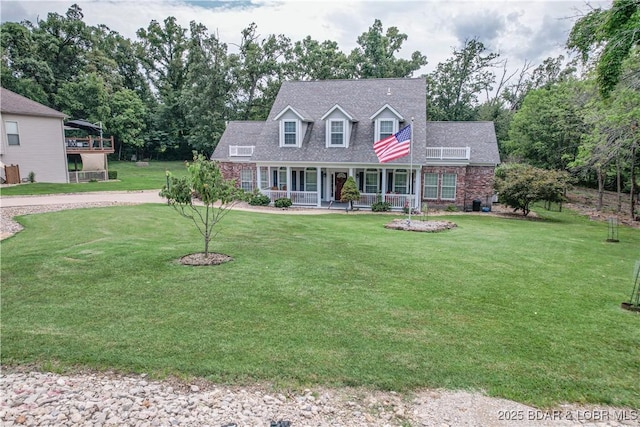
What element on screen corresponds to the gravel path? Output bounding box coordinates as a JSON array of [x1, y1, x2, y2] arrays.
[[1, 194, 638, 426], [2, 370, 638, 427]]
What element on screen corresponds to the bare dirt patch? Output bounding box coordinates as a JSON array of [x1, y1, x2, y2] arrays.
[[179, 252, 233, 266]]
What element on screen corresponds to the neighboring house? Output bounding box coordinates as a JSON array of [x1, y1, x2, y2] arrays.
[[0, 87, 69, 183], [212, 78, 500, 210]]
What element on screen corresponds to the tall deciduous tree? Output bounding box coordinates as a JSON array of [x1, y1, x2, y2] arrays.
[[229, 23, 291, 121], [426, 38, 498, 121], [289, 36, 353, 80], [504, 80, 589, 169], [182, 22, 233, 156], [567, 0, 640, 97], [348, 19, 427, 79]]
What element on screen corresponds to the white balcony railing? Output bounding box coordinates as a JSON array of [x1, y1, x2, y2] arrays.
[[229, 145, 254, 157], [426, 146, 470, 160]]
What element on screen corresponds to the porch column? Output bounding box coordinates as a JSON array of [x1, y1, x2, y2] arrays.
[[286, 166, 291, 198], [381, 168, 387, 201], [348, 167, 354, 178], [414, 168, 421, 209], [316, 167, 322, 207]]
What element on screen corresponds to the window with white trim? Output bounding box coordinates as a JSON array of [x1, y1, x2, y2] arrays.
[[240, 169, 253, 192], [305, 168, 317, 191], [260, 168, 268, 189], [394, 169, 408, 194], [379, 120, 394, 139], [365, 169, 379, 194], [329, 120, 345, 146], [278, 167, 288, 190], [441, 173, 457, 200], [5, 121, 20, 146], [423, 173, 438, 199], [283, 120, 297, 146]]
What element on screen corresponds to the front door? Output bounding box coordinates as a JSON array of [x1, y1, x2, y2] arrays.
[[334, 172, 347, 200]]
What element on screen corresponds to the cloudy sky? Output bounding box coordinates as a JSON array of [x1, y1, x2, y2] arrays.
[[1, 0, 610, 76]]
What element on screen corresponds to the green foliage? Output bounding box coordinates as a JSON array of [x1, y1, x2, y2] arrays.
[[159, 153, 245, 254], [567, 0, 640, 97], [504, 80, 588, 169], [494, 163, 572, 216], [445, 204, 458, 212], [371, 201, 391, 212], [427, 38, 498, 121], [107, 170, 118, 180], [248, 192, 271, 206], [339, 176, 360, 211], [348, 19, 427, 78], [27, 171, 36, 183], [274, 197, 292, 208]]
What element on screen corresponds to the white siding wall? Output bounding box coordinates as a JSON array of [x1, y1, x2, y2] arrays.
[[1, 113, 69, 183]]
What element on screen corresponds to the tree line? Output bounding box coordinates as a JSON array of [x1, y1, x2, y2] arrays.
[[1, 1, 638, 214]]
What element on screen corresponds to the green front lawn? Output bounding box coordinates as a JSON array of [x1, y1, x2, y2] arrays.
[[0, 160, 186, 195], [1, 206, 639, 408]]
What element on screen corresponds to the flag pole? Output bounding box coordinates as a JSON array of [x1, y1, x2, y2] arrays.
[[408, 117, 414, 224]]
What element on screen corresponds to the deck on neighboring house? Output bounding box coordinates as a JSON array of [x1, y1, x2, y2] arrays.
[[65, 136, 115, 154]]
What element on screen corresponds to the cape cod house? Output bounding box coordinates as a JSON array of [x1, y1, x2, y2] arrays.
[[212, 78, 500, 211]]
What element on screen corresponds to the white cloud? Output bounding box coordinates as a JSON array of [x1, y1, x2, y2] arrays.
[[1, 0, 612, 77]]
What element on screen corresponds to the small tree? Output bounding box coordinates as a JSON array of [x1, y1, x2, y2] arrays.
[[160, 153, 245, 256], [494, 163, 571, 216], [340, 176, 360, 211]]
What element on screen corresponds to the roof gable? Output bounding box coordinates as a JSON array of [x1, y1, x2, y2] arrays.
[[273, 105, 313, 122], [0, 87, 66, 119], [320, 104, 357, 122], [369, 104, 404, 121]]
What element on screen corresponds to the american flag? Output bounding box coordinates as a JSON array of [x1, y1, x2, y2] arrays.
[[374, 125, 411, 163]]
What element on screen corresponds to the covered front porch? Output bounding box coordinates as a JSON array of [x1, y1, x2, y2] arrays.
[[249, 165, 420, 210]]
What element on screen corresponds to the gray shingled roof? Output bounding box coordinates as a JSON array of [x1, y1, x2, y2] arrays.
[[212, 78, 500, 166], [0, 87, 67, 118], [426, 121, 500, 165], [213, 78, 426, 165]]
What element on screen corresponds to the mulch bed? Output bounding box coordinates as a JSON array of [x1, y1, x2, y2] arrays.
[[384, 218, 457, 232], [180, 253, 233, 266]]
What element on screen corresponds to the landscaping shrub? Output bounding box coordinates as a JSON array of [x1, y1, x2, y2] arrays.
[[274, 197, 292, 208], [108, 170, 118, 180], [248, 193, 271, 206], [371, 201, 391, 212], [445, 204, 458, 212]]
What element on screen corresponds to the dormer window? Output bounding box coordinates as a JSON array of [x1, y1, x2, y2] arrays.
[[370, 104, 403, 143], [329, 119, 345, 146], [321, 104, 356, 148], [283, 120, 298, 146], [275, 106, 310, 148], [379, 120, 394, 140]]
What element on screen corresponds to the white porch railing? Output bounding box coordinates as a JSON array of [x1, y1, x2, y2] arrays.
[[357, 193, 413, 209], [291, 191, 318, 205], [426, 146, 470, 160]]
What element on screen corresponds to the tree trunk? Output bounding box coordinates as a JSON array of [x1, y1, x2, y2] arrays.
[[597, 167, 604, 212], [616, 156, 622, 213], [631, 141, 637, 220]]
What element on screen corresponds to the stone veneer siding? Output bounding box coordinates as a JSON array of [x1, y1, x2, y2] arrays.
[[421, 165, 495, 210], [217, 161, 257, 188]]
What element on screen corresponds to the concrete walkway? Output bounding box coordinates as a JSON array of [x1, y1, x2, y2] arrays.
[[0, 190, 165, 207]]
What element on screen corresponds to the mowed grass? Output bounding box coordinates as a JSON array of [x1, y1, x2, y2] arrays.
[[1, 205, 639, 408], [0, 160, 187, 195]]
